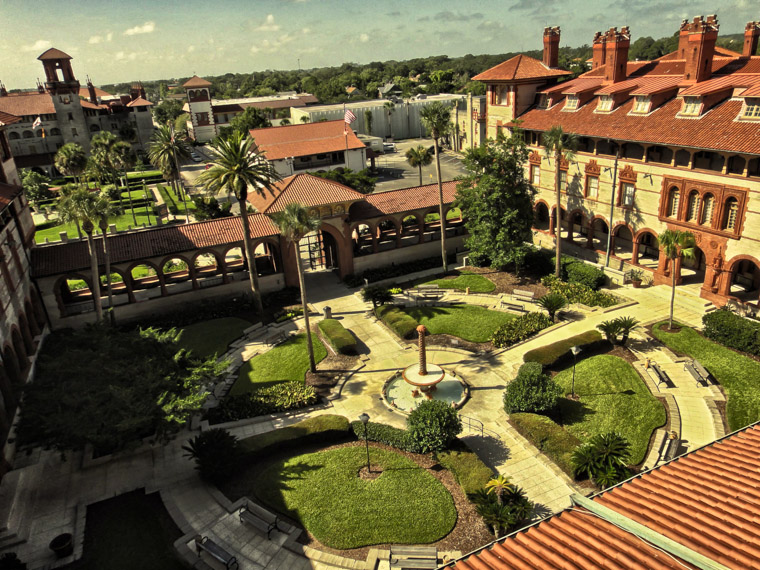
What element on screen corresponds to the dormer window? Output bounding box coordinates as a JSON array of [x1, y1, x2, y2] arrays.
[[742, 98, 760, 119], [537, 94, 549, 109], [632, 96, 650, 114], [680, 97, 702, 116], [564, 95, 579, 111], [597, 96, 613, 112]]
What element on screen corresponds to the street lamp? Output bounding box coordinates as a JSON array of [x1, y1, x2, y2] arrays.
[[570, 346, 581, 400], [359, 413, 371, 473]]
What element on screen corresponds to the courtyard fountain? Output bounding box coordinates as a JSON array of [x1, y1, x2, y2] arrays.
[[383, 325, 468, 413]]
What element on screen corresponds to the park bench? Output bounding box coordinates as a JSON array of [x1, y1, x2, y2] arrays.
[[650, 363, 673, 388], [512, 289, 535, 303], [660, 435, 682, 463], [499, 298, 525, 313], [239, 501, 284, 539], [389, 545, 438, 569], [684, 361, 709, 387], [693, 359, 711, 384], [194, 535, 239, 569], [264, 330, 288, 346]]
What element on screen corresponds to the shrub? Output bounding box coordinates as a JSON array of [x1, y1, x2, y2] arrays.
[[182, 428, 241, 484], [491, 312, 552, 348], [509, 413, 580, 476], [343, 254, 455, 287], [566, 262, 606, 290], [523, 330, 603, 367], [597, 316, 640, 346], [470, 477, 533, 537], [407, 400, 462, 453], [435, 440, 494, 495], [376, 305, 419, 339], [206, 382, 318, 423], [571, 432, 631, 486], [350, 420, 421, 452], [238, 414, 350, 457], [522, 247, 554, 277], [318, 319, 357, 355], [535, 293, 568, 322], [541, 275, 618, 308], [703, 308, 760, 356], [362, 285, 394, 308], [503, 362, 562, 414], [274, 307, 303, 323]]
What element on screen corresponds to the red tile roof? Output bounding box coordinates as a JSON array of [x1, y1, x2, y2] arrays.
[[0, 111, 20, 126], [0, 92, 55, 116], [561, 78, 603, 95], [473, 55, 571, 82], [452, 423, 760, 570], [249, 121, 366, 161], [350, 181, 459, 219], [182, 75, 212, 88], [679, 74, 760, 96], [31, 214, 279, 278], [247, 173, 366, 214], [0, 182, 22, 210], [741, 84, 760, 97], [37, 47, 72, 60], [126, 96, 153, 107]]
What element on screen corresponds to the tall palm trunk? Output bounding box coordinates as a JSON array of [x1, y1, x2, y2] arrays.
[[84, 229, 103, 321], [417, 165, 423, 186], [669, 259, 676, 330], [294, 240, 316, 373], [125, 169, 137, 225], [238, 197, 264, 314], [100, 222, 115, 324], [433, 137, 447, 274], [554, 156, 562, 279]]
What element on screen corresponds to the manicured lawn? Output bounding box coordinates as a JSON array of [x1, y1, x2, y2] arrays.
[[62, 490, 185, 570], [177, 317, 251, 358], [420, 271, 495, 293], [402, 305, 514, 343], [254, 446, 456, 549], [653, 321, 760, 431], [231, 333, 327, 393], [127, 169, 163, 178], [34, 210, 158, 243], [554, 355, 665, 464]]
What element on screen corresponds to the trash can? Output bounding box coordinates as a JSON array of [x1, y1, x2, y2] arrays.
[[323, 306, 332, 319]]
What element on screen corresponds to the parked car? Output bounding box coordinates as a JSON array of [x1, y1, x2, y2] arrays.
[[383, 142, 396, 153], [190, 153, 202, 162]]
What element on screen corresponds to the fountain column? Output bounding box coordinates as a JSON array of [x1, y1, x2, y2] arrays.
[[417, 325, 427, 376]]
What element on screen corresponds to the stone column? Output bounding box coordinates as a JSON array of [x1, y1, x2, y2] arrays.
[[417, 325, 427, 376]]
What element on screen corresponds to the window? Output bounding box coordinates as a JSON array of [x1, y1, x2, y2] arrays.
[[494, 86, 509, 106], [680, 97, 701, 116], [71, 127, 78, 136], [559, 170, 568, 191], [597, 96, 613, 112], [36, 130, 43, 138], [22, 131, 33, 139], [621, 182, 635, 207], [632, 96, 650, 114], [197, 112, 209, 125], [743, 98, 760, 119], [667, 187, 680, 217], [530, 165, 540, 186], [686, 190, 700, 221], [50, 128, 61, 136], [68, 112, 74, 121], [586, 176, 598, 199], [701, 194, 715, 225], [564, 95, 579, 110], [723, 198, 738, 230], [8, 132, 19, 141], [537, 94, 549, 109]]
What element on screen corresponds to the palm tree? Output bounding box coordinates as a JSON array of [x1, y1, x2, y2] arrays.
[[57, 187, 106, 321], [484, 475, 512, 506], [383, 100, 395, 139], [271, 203, 322, 373], [299, 115, 310, 124], [197, 132, 281, 314], [112, 141, 138, 225], [542, 126, 578, 279], [659, 229, 696, 330], [148, 124, 190, 220], [54, 143, 88, 188], [94, 191, 121, 323], [364, 108, 373, 136], [405, 145, 433, 186], [536, 292, 568, 322], [420, 101, 453, 274], [90, 131, 120, 185]]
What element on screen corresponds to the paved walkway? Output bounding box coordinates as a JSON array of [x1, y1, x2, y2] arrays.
[[0, 274, 723, 569]]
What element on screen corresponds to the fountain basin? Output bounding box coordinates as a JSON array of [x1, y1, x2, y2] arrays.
[[384, 370, 469, 414]]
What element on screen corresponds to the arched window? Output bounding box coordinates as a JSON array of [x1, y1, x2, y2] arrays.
[[686, 190, 700, 222], [89, 124, 100, 132], [723, 198, 739, 231], [667, 187, 680, 217], [22, 131, 33, 139], [701, 194, 715, 226], [36, 129, 44, 138], [8, 132, 19, 140], [50, 128, 61, 136]]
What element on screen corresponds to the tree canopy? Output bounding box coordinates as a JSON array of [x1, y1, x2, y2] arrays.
[[219, 106, 272, 138], [311, 167, 376, 194]]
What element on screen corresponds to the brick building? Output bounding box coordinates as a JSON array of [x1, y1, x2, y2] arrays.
[[474, 17, 760, 307]]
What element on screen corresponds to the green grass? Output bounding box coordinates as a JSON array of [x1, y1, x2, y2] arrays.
[[402, 305, 514, 343], [34, 210, 158, 243], [177, 317, 251, 359], [509, 413, 581, 476], [420, 271, 495, 293], [554, 355, 666, 464], [653, 321, 760, 431], [424, 208, 461, 222], [254, 446, 456, 549], [231, 333, 327, 393], [435, 440, 494, 495], [127, 169, 163, 179]]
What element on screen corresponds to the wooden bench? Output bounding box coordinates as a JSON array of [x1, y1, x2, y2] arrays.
[[239, 502, 284, 539], [194, 535, 238, 569], [661, 436, 682, 462], [650, 363, 673, 388], [264, 330, 288, 346], [693, 360, 711, 384], [684, 361, 708, 387], [500, 298, 525, 313], [389, 545, 438, 569], [512, 289, 535, 303]]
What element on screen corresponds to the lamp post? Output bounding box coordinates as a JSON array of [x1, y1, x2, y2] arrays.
[[359, 412, 371, 473], [570, 346, 581, 400]]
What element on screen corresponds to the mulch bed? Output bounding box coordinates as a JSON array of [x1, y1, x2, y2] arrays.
[[305, 352, 358, 396]]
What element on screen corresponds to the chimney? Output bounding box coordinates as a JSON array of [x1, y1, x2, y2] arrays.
[[37, 79, 44, 94], [603, 27, 630, 84], [744, 21, 760, 57], [683, 15, 719, 83], [0, 82, 6, 97], [592, 32, 606, 70], [543, 26, 561, 68], [677, 19, 690, 59], [139, 81, 146, 100], [86, 76, 97, 104]]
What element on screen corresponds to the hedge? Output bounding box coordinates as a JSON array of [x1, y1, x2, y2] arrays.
[[318, 319, 358, 355], [566, 262, 606, 290], [509, 412, 581, 477], [376, 305, 419, 339], [703, 308, 760, 356], [542, 275, 618, 308], [434, 440, 494, 495], [238, 414, 351, 457], [350, 420, 421, 453], [523, 330, 604, 367], [206, 382, 318, 424], [503, 362, 562, 414], [491, 312, 552, 348], [343, 254, 454, 288]]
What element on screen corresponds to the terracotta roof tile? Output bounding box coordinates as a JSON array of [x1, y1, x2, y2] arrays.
[[350, 181, 459, 219], [182, 75, 212, 88], [0, 182, 21, 210], [247, 173, 366, 214], [126, 96, 153, 107], [31, 214, 278, 277], [629, 76, 682, 95], [37, 47, 72, 60], [0, 92, 56, 116], [561, 78, 604, 95], [679, 74, 760, 96], [249, 120, 365, 161], [0, 111, 20, 126], [473, 54, 571, 82], [741, 84, 760, 97]]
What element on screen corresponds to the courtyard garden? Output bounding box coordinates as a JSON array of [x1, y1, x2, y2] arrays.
[[177, 316, 251, 358], [419, 270, 496, 293], [402, 305, 515, 343]]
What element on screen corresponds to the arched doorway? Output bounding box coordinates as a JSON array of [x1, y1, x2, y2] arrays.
[[591, 218, 609, 252], [636, 231, 659, 268], [613, 225, 634, 260], [352, 223, 373, 256], [681, 245, 706, 285], [570, 211, 585, 242], [729, 258, 760, 302], [534, 203, 550, 231]]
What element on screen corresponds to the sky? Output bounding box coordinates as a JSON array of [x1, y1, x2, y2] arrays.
[[0, 0, 757, 89]]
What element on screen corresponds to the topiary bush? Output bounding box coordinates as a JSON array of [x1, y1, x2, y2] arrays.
[[361, 285, 394, 308], [523, 330, 603, 367], [376, 305, 419, 339], [206, 382, 318, 424], [182, 428, 241, 484], [407, 399, 462, 453], [491, 312, 553, 347], [318, 319, 358, 355], [350, 420, 421, 453], [566, 261, 606, 290], [541, 275, 618, 308], [703, 307, 760, 356], [503, 362, 563, 414]]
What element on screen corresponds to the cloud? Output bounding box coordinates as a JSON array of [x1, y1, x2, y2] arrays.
[[477, 21, 505, 32], [21, 39, 52, 52], [115, 51, 138, 61], [88, 32, 113, 44], [359, 33, 369, 43], [255, 14, 280, 32], [387, 11, 401, 17], [433, 11, 484, 22], [187, 45, 195, 53], [302, 27, 310, 34], [124, 21, 155, 35], [250, 33, 295, 54]]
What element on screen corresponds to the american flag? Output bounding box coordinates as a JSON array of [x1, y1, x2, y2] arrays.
[[32, 116, 42, 129], [344, 109, 356, 124]]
